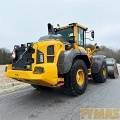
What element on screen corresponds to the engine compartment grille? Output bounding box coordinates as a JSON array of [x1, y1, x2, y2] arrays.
[[12, 43, 35, 70]]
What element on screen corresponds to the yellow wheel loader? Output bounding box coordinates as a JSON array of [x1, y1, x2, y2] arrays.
[[4, 22, 119, 96]]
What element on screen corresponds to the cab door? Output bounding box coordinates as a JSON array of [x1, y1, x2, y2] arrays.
[[77, 27, 85, 47]]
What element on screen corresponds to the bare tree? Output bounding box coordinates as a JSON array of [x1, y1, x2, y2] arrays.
[[0, 48, 12, 65]]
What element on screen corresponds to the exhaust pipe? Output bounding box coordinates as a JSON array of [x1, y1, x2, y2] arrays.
[[48, 23, 55, 35]]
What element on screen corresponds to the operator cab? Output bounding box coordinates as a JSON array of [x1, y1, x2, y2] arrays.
[[39, 23, 94, 48], [54, 23, 88, 47]]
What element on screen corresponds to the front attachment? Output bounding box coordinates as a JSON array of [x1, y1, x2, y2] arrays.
[[106, 58, 119, 79]]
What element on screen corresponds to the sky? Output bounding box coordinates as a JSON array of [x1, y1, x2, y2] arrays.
[[0, 0, 120, 51]]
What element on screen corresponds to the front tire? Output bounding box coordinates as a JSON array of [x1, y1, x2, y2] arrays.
[[62, 60, 88, 96]]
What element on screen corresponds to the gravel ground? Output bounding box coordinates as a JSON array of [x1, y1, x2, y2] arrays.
[[0, 65, 22, 89]]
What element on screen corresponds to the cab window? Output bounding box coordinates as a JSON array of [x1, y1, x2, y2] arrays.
[[55, 27, 73, 42], [77, 27, 84, 46]]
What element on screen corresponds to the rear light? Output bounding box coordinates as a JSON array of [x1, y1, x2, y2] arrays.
[[33, 67, 44, 74], [12, 49, 16, 59]]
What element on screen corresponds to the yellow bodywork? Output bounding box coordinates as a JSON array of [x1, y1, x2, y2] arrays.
[[5, 40, 65, 87], [5, 63, 64, 87], [5, 22, 97, 87]]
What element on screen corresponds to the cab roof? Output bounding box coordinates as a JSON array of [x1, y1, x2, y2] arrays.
[[55, 22, 88, 31]]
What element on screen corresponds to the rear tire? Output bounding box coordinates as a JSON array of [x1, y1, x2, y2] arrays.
[[92, 61, 108, 83], [62, 60, 88, 96]]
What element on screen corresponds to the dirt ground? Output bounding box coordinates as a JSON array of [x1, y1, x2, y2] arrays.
[[0, 65, 22, 88]]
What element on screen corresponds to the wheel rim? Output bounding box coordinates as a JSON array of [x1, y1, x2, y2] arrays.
[[76, 69, 84, 86], [103, 66, 107, 78]]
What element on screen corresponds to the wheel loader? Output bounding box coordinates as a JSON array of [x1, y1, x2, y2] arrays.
[[4, 22, 119, 96]]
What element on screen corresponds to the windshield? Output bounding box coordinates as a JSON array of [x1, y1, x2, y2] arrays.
[[55, 27, 73, 42]]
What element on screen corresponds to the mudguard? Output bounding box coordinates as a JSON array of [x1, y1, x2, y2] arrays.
[[91, 55, 106, 74], [57, 49, 90, 74], [106, 58, 119, 78]]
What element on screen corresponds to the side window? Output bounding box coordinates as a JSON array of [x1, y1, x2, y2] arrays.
[[77, 27, 84, 46]]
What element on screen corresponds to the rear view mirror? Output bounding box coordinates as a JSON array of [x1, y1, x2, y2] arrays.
[[91, 31, 94, 39]]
